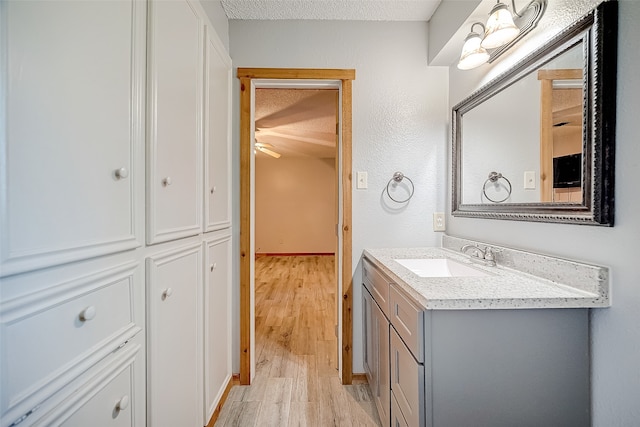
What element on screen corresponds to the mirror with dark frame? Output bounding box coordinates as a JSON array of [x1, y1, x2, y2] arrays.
[[451, 1, 617, 225]]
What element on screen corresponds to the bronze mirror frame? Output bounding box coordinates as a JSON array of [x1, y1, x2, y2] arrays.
[[451, 1, 617, 225]]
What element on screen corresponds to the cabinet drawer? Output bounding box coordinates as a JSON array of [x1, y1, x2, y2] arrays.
[[363, 258, 390, 317], [389, 284, 424, 362], [391, 392, 409, 427], [1, 263, 140, 423], [33, 340, 143, 427], [391, 328, 425, 427]]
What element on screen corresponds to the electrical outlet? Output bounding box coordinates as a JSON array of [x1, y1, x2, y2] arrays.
[[356, 171, 368, 189], [433, 212, 446, 231]]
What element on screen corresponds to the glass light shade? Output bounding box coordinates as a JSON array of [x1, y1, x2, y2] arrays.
[[458, 33, 490, 70], [481, 3, 520, 49]]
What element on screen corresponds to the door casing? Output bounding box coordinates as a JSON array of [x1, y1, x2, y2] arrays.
[[237, 68, 355, 385]]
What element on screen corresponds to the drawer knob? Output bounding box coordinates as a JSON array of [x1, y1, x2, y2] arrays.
[[162, 288, 173, 300], [210, 262, 216, 272], [114, 167, 129, 180], [79, 306, 97, 321], [116, 395, 130, 411], [162, 176, 172, 186]]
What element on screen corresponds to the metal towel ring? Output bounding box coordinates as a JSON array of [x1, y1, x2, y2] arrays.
[[386, 172, 415, 203], [483, 171, 512, 203]]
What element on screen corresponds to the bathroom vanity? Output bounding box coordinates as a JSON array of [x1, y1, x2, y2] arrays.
[[362, 235, 609, 427]]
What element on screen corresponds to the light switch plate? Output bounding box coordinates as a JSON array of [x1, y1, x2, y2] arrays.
[[524, 171, 536, 189], [356, 171, 368, 189]]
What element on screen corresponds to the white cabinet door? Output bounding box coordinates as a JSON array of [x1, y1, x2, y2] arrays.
[[147, 0, 203, 244], [204, 26, 232, 232], [146, 244, 202, 427], [203, 232, 232, 423], [1, 0, 146, 276]]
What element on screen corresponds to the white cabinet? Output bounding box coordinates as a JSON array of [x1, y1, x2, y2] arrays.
[[1, 0, 146, 276], [204, 26, 232, 232], [203, 232, 232, 423], [32, 337, 145, 427], [146, 243, 202, 427], [0, 259, 144, 427], [146, 0, 203, 244]]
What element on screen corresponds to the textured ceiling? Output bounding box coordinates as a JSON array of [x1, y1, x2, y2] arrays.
[[221, 0, 442, 21], [255, 89, 338, 159]]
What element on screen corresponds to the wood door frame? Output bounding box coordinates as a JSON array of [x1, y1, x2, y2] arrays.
[[538, 68, 583, 202], [238, 68, 355, 385]]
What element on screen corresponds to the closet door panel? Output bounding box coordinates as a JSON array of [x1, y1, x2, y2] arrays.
[[204, 27, 232, 232], [203, 232, 232, 422], [1, 0, 145, 276], [146, 243, 202, 427], [147, 0, 202, 244]]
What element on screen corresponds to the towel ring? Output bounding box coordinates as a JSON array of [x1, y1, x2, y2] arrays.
[[386, 171, 415, 203], [483, 171, 512, 203]]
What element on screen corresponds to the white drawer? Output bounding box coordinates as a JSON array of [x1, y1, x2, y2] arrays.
[[363, 258, 390, 317], [33, 339, 143, 427], [1, 263, 141, 425], [391, 392, 409, 427], [391, 327, 425, 427], [389, 284, 424, 362]]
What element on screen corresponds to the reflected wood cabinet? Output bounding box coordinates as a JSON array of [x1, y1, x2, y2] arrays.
[[363, 258, 591, 427]]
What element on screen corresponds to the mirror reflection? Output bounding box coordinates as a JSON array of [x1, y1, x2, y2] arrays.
[[461, 43, 584, 205]]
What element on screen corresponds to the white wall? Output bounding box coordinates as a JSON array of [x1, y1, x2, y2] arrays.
[[445, 0, 640, 424], [255, 157, 336, 254], [229, 20, 449, 372]]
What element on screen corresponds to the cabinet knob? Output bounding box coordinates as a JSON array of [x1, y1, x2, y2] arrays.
[[114, 167, 129, 179], [116, 395, 130, 411], [162, 288, 173, 300], [210, 263, 216, 272], [210, 186, 216, 194], [162, 177, 172, 186], [79, 306, 97, 321]]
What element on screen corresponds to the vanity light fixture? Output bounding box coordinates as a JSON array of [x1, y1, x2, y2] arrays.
[[458, 23, 491, 70], [457, 0, 547, 70], [482, 1, 520, 49]]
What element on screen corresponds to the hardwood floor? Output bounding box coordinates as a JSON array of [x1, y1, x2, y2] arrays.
[[214, 255, 381, 426]]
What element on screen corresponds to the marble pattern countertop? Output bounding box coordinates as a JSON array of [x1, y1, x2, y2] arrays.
[[363, 243, 610, 310]]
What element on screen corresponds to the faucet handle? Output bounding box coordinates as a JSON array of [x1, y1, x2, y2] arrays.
[[484, 247, 495, 261]]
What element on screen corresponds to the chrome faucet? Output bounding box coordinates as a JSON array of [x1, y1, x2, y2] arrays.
[[460, 244, 497, 267]]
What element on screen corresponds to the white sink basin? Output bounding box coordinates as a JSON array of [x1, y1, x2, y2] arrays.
[[394, 258, 490, 278]]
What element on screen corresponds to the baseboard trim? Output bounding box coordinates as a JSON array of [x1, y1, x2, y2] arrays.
[[352, 373, 368, 384], [206, 374, 241, 427], [255, 252, 335, 258]]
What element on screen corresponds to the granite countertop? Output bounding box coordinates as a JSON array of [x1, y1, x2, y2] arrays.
[[363, 245, 609, 310]]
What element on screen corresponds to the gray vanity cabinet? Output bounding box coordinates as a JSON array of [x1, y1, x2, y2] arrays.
[[363, 260, 391, 425], [363, 257, 591, 427]]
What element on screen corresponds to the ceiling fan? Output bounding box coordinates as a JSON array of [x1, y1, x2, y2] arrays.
[[254, 141, 281, 158]]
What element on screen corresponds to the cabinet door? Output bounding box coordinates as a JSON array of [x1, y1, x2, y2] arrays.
[[362, 287, 376, 389], [373, 298, 391, 426], [1, 0, 145, 276], [147, 244, 202, 427], [147, 0, 203, 244], [390, 328, 425, 427], [204, 26, 232, 232], [203, 232, 232, 422]]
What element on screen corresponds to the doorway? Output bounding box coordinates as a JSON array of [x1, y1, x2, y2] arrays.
[[238, 68, 355, 385]]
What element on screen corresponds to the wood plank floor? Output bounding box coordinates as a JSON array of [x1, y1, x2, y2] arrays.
[[215, 255, 381, 427]]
